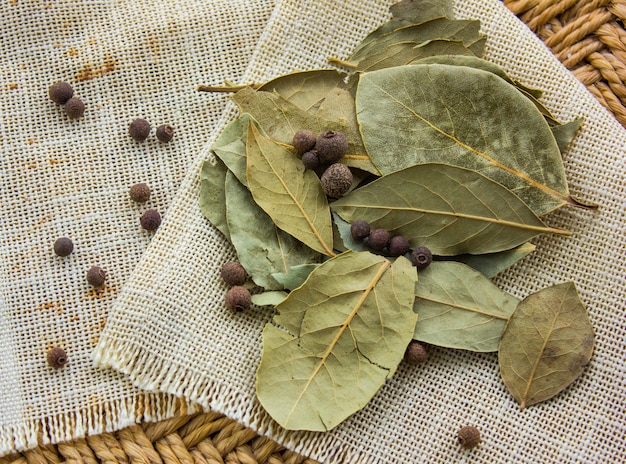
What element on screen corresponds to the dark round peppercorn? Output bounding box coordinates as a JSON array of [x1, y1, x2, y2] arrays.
[[140, 209, 161, 231], [49, 81, 74, 104], [301, 150, 320, 170], [129, 118, 151, 141], [404, 340, 428, 365], [410, 246, 433, 269], [156, 124, 175, 142], [129, 183, 151, 203], [367, 228, 390, 251], [292, 129, 317, 155], [350, 220, 371, 240], [388, 235, 410, 257], [320, 163, 353, 198], [458, 425, 481, 449], [53, 237, 74, 257], [225, 285, 252, 311], [220, 261, 247, 286], [315, 130, 349, 163], [87, 266, 106, 287], [64, 97, 85, 119], [47, 347, 68, 368]]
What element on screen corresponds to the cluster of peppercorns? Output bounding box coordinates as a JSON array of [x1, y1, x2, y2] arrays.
[[220, 261, 252, 311], [129, 182, 162, 232], [129, 118, 174, 143], [350, 220, 433, 268], [292, 129, 353, 198], [48, 81, 85, 119], [53, 237, 108, 289]]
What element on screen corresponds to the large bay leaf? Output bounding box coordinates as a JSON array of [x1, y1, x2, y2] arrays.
[[413, 261, 519, 352], [199, 158, 230, 240], [233, 87, 380, 175], [440, 242, 536, 278], [356, 64, 574, 215], [499, 282, 595, 408], [225, 171, 320, 290], [256, 251, 418, 431], [245, 122, 335, 256], [331, 163, 570, 256]]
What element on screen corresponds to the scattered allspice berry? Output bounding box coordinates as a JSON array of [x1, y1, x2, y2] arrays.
[[367, 228, 390, 251], [225, 285, 252, 311], [129, 183, 151, 203], [220, 261, 247, 286], [129, 118, 151, 141], [64, 97, 85, 119], [87, 266, 106, 287], [140, 209, 162, 231], [315, 130, 349, 163], [301, 151, 320, 170], [156, 124, 175, 143], [48, 81, 74, 104], [458, 425, 481, 449], [292, 129, 317, 155], [53, 237, 74, 257], [404, 340, 428, 365], [320, 163, 353, 198], [388, 235, 410, 257], [410, 246, 433, 270], [350, 220, 371, 240], [46, 347, 68, 369]]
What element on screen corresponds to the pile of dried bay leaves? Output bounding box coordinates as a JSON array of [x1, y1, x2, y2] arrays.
[[198, 0, 595, 432]]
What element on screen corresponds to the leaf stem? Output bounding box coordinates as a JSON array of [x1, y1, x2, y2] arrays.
[[327, 57, 358, 70]]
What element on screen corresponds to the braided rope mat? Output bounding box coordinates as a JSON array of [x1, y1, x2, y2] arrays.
[[2, 2, 624, 463]]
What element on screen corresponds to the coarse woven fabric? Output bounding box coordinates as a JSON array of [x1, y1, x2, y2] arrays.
[[0, 0, 277, 456], [93, 0, 626, 462]]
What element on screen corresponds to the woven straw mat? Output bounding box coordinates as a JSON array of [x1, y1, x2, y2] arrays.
[[1, 0, 625, 463]]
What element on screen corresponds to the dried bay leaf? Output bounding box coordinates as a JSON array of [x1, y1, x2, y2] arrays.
[[552, 117, 583, 154], [245, 122, 335, 256], [331, 163, 571, 256], [252, 291, 289, 307], [256, 251, 418, 431], [199, 158, 230, 240], [499, 282, 595, 408], [413, 261, 519, 352], [271, 263, 319, 291], [440, 242, 536, 278], [225, 171, 320, 291], [356, 64, 575, 215]]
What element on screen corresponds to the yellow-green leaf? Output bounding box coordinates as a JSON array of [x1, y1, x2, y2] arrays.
[[499, 282, 595, 408], [256, 251, 418, 431], [245, 122, 334, 256], [199, 158, 230, 240]]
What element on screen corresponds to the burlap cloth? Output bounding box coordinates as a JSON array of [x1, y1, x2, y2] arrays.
[[1, 0, 625, 462]]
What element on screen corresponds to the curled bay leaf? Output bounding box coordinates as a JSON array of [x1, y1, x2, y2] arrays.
[[413, 261, 519, 352], [331, 163, 570, 256], [499, 281, 595, 408], [356, 63, 574, 215], [551, 117, 583, 154], [251, 291, 289, 307], [271, 263, 319, 291], [245, 122, 335, 256], [199, 158, 230, 240], [225, 171, 320, 291], [256, 251, 418, 431]]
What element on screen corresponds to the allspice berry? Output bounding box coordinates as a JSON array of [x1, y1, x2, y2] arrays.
[[367, 228, 390, 251], [129, 183, 151, 203], [301, 151, 320, 170], [156, 124, 175, 143], [350, 220, 370, 240], [46, 347, 68, 369], [320, 163, 353, 198], [458, 425, 481, 449], [87, 266, 106, 287], [64, 97, 85, 119], [292, 129, 317, 155], [53, 237, 74, 257], [140, 209, 161, 231], [220, 261, 247, 286], [48, 81, 74, 104], [225, 285, 252, 311], [404, 340, 428, 365], [410, 246, 433, 270], [315, 130, 349, 163], [129, 118, 151, 141], [388, 235, 410, 257]]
